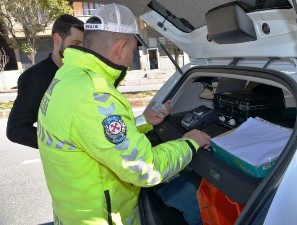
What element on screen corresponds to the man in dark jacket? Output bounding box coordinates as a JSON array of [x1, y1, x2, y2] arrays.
[[6, 14, 84, 148]]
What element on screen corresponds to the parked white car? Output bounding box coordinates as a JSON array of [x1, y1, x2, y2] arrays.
[[102, 0, 297, 224]]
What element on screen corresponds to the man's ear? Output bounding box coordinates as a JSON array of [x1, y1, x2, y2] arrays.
[[114, 39, 127, 61], [52, 33, 62, 47]]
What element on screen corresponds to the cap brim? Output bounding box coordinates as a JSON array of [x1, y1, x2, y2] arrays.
[[135, 34, 148, 48]]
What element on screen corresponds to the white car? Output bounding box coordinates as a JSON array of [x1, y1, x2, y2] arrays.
[[106, 0, 297, 224]]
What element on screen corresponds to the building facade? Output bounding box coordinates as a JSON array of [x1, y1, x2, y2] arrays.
[[1, 1, 185, 73]]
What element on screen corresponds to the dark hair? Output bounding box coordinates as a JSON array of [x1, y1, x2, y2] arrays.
[[51, 14, 84, 38], [86, 16, 102, 24]]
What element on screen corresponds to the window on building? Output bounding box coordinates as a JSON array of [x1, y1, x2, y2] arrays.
[[38, 12, 45, 24], [83, 3, 100, 16]]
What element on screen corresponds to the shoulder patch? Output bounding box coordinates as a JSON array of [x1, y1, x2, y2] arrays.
[[102, 115, 127, 144]]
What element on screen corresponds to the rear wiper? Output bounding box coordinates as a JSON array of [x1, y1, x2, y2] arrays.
[[149, 0, 194, 33]]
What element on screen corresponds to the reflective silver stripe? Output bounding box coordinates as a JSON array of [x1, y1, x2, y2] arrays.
[[64, 140, 76, 150], [121, 147, 138, 162], [135, 114, 147, 126], [37, 122, 41, 138], [56, 141, 64, 149], [170, 158, 187, 179], [37, 124, 41, 138], [140, 173, 149, 180], [46, 130, 53, 146], [150, 174, 162, 185], [128, 157, 145, 172], [133, 206, 139, 220], [93, 93, 110, 102], [163, 165, 174, 180], [68, 145, 76, 150], [41, 126, 45, 142], [186, 150, 192, 164], [180, 157, 186, 168], [162, 154, 190, 182], [146, 164, 161, 185], [162, 170, 169, 180], [121, 146, 162, 184], [126, 217, 132, 225], [98, 103, 115, 116], [176, 160, 181, 172], [115, 139, 130, 151], [126, 207, 138, 225]]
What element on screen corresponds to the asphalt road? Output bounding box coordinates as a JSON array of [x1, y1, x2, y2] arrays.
[[0, 119, 54, 225]]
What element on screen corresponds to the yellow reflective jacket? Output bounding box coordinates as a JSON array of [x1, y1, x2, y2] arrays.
[[37, 46, 199, 225]]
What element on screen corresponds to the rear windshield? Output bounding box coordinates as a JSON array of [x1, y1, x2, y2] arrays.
[[149, 0, 292, 32], [239, 0, 292, 12]]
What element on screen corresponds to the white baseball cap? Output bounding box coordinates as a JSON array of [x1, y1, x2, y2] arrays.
[[84, 3, 148, 47]]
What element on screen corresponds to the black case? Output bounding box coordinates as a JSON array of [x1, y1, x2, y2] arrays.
[[213, 90, 285, 128]]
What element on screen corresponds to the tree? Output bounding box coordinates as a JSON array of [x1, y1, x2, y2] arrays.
[[0, 0, 72, 65], [173, 46, 183, 66], [0, 47, 9, 89], [165, 40, 183, 67]]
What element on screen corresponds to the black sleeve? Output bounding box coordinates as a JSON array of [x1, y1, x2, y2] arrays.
[[6, 63, 54, 149], [6, 71, 40, 148]]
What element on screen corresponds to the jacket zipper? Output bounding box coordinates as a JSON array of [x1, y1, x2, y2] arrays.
[[104, 190, 113, 225]]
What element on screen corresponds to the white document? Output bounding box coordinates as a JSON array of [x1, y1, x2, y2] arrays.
[[212, 117, 292, 166]]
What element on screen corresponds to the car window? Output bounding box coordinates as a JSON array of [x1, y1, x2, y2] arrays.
[[240, 0, 292, 11]]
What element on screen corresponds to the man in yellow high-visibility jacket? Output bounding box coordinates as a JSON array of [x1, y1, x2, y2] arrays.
[[37, 3, 210, 225]]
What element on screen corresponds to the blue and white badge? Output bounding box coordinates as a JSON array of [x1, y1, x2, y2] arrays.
[[102, 115, 127, 144]]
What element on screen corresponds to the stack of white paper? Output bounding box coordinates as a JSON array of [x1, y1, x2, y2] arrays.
[[211, 117, 292, 167]]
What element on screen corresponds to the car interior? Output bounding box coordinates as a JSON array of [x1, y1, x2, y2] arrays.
[[139, 66, 297, 225]]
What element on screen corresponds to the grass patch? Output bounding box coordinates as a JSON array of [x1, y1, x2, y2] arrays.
[[0, 92, 156, 110], [123, 91, 157, 99], [0, 101, 14, 110]]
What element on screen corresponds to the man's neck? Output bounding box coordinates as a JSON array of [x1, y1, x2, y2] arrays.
[[51, 51, 62, 68]]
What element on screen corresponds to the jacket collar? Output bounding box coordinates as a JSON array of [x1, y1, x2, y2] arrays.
[[63, 46, 128, 87]]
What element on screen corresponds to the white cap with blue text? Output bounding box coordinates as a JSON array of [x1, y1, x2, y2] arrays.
[[84, 3, 147, 47]]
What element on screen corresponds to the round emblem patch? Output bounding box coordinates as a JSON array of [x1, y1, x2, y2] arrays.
[[102, 115, 127, 144]]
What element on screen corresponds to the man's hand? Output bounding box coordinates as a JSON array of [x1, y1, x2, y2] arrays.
[[183, 129, 211, 149], [143, 100, 171, 125]]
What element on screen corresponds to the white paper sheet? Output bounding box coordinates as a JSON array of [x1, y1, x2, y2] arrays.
[[212, 117, 292, 166]]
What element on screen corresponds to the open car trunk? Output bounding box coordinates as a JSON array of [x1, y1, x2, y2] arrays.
[[139, 66, 297, 225]]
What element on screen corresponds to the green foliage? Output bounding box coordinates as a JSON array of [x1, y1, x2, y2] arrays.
[[0, 0, 73, 64], [10, 41, 33, 54], [0, 101, 14, 110]]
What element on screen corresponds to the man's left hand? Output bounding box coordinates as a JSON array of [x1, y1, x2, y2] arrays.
[[143, 100, 171, 125]]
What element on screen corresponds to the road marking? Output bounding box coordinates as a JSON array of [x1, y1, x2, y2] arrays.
[[21, 159, 41, 165]]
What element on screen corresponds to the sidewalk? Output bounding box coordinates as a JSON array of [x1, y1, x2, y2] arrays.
[[0, 69, 175, 119]]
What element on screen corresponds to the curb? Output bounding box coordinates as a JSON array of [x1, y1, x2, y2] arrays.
[[128, 97, 152, 108], [0, 110, 10, 120]]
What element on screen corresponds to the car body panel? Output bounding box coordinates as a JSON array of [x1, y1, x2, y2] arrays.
[[141, 8, 297, 60], [263, 152, 297, 225]]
